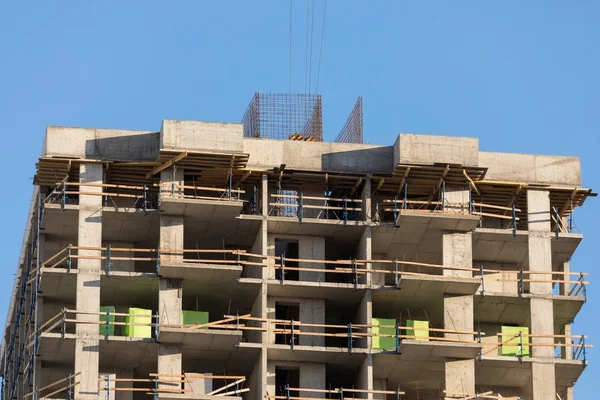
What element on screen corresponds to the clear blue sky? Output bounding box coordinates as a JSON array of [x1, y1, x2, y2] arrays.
[[0, 1, 598, 396]]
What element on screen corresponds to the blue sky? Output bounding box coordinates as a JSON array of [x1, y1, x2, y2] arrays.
[[0, 1, 598, 396]]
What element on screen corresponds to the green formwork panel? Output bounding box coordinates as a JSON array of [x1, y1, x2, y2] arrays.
[[501, 326, 530, 357], [372, 318, 396, 350], [182, 310, 209, 327], [99, 306, 115, 336], [405, 320, 429, 341], [124, 308, 152, 338]]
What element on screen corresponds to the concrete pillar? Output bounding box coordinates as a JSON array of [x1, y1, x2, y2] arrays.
[[358, 227, 372, 286], [298, 299, 325, 346], [565, 386, 574, 400], [160, 168, 184, 199], [160, 216, 184, 262], [75, 163, 103, 399], [158, 278, 182, 390], [562, 324, 572, 360], [299, 363, 326, 398], [444, 359, 475, 395], [262, 173, 269, 216], [559, 260, 570, 296], [442, 232, 473, 278], [357, 291, 372, 349], [158, 344, 182, 391], [527, 190, 556, 399], [444, 185, 470, 213], [249, 349, 267, 400], [362, 175, 372, 222], [356, 355, 373, 400], [442, 229, 475, 393]]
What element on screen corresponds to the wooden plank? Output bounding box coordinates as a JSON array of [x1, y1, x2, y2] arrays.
[[145, 152, 188, 179]]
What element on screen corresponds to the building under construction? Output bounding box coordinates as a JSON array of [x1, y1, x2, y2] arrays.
[[0, 93, 593, 400]]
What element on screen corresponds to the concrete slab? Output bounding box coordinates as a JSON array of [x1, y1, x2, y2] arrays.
[[395, 274, 481, 296], [396, 211, 480, 232], [158, 328, 242, 351], [478, 356, 586, 393], [239, 343, 368, 367], [261, 216, 367, 241], [159, 395, 242, 400], [159, 262, 243, 282], [474, 293, 584, 328], [374, 339, 482, 360], [262, 279, 367, 305], [160, 197, 244, 218], [43, 204, 160, 243]]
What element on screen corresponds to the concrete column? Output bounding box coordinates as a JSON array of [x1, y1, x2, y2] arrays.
[[75, 163, 103, 399], [559, 260, 570, 296], [562, 324, 572, 360], [356, 291, 372, 349], [362, 175, 372, 221], [358, 227, 372, 286], [442, 229, 475, 393], [299, 363, 326, 398], [160, 168, 184, 199], [160, 216, 184, 262], [158, 344, 182, 391], [565, 386, 574, 400], [298, 299, 325, 346], [527, 190, 556, 399], [356, 355, 373, 400], [442, 232, 473, 278], [249, 349, 267, 400], [444, 359, 475, 395], [158, 278, 182, 390], [262, 173, 269, 216], [444, 185, 470, 214]]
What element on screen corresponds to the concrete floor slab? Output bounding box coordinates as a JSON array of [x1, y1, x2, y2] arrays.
[[238, 343, 368, 368], [160, 197, 244, 217], [374, 339, 482, 360], [159, 262, 242, 282], [159, 395, 242, 400], [158, 328, 242, 351], [397, 211, 481, 232], [474, 293, 584, 328], [262, 279, 367, 305], [395, 274, 481, 296]]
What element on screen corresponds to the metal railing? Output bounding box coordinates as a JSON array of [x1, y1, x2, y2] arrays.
[[269, 193, 362, 225]]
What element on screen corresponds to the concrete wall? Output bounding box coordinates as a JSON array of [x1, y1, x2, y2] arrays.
[[480, 152, 581, 186], [161, 120, 244, 153], [266, 297, 325, 346], [244, 138, 392, 173], [266, 361, 326, 399], [267, 234, 325, 282], [394, 133, 479, 167], [43, 126, 158, 161]]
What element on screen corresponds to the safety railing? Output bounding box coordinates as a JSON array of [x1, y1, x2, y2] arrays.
[[552, 206, 580, 236], [99, 373, 247, 398], [44, 179, 159, 212], [34, 246, 590, 298], [266, 387, 405, 400], [30, 308, 160, 345], [269, 193, 362, 225], [444, 391, 521, 400], [373, 196, 520, 233], [481, 332, 592, 362], [478, 267, 589, 299], [23, 372, 80, 399], [161, 182, 248, 202]]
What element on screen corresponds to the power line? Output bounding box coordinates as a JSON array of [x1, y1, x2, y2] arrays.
[[289, 0, 292, 94], [315, 0, 328, 94], [308, 0, 315, 94], [304, 0, 309, 93]]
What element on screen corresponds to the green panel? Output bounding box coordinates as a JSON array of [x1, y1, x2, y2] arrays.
[[99, 306, 115, 336], [182, 310, 209, 327], [405, 320, 429, 341], [372, 318, 396, 350], [124, 308, 152, 338], [501, 326, 530, 357]]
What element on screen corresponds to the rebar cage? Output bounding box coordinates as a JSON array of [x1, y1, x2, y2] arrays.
[[335, 96, 363, 144], [242, 92, 323, 141]]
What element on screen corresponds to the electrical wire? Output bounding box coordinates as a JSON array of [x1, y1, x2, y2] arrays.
[[315, 0, 328, 94]]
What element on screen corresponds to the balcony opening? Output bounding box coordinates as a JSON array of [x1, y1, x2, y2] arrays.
[[275, 367, 300, 399], [275, 239, 299, 281], [275, 302, 300, 345]]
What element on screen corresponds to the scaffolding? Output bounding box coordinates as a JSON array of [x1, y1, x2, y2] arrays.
[[242, 92, 323, 141], [335, 97, 363, 144]]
